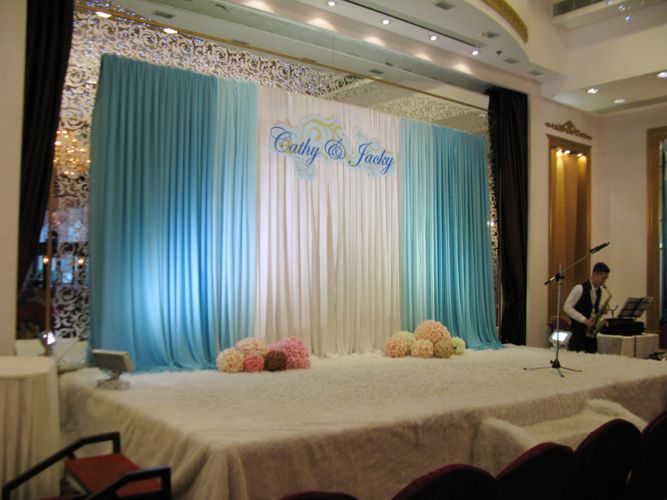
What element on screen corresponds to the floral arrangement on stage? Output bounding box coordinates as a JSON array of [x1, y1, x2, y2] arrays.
[[383, 320, 466, 359], [216, 336, 310, 373]]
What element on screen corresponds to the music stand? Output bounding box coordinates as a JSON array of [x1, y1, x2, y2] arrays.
[[524, 242, 609, 376], [616, 297, 652, 357], [617, 297, 652, 319]]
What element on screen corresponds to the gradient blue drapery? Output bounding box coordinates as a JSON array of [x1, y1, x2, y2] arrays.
[[89, 55, 257, 370], [401, 119, 500, 349]]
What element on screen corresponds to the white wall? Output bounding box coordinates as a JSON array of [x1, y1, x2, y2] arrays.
[[0, 0, 26, 355], [598, 103, 667, 313]]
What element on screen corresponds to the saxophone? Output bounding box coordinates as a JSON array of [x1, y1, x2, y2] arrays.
[[587, 286, 612, 338]]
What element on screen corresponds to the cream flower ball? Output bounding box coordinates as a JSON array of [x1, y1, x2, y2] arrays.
[[411, 338, 434, 358], [433, 338, 454, 359], [451, 337, 466, 355], [216, 348, 245, 373]]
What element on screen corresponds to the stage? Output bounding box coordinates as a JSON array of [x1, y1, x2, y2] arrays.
[[59, 346, 667, 499]]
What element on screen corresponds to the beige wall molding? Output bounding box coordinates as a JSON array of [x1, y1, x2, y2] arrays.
[[545, 120, 592, 141], [480, 0, 528, 43]]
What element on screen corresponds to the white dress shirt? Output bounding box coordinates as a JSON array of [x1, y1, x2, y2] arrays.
[[563, 281, 601, 324]]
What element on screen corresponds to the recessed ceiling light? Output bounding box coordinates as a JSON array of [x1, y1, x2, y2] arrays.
[[625, 15, 631, 21], [471, 49, 480, 56], [657, 71, 667, 79], [618, 4, 625, 10], [563, 150, 571, 155], [95, 11, 112, 18], [382, 19, 390, 25], [587, 87, 600, 94], [163, 28, 178, 34], [430, 35, 438, 41], [327, 1, 336, 6], [614, 98, 626, 104]]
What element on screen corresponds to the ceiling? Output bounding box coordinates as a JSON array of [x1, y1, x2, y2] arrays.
[[112, 0, 667, 114]]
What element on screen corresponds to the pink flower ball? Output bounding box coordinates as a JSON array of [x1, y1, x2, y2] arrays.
[[274, 336, 311, 369], [414, 320, 450, 345], [384, 337, 408, 357], [235, 337, 269, 356], [243, 352, 265, 372], [217, 348, 245, 373], [411, 339, 434, 358]]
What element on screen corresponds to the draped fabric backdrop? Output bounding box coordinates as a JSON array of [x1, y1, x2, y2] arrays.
[[90, 55, 257, 370], [90, 56, 499, 371], [401, 120, 500, 348], [254, 89, 401, 355]]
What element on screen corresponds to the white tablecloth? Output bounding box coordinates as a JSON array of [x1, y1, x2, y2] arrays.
[[597, 333, 660, 358], [0, 356, 60, 499]]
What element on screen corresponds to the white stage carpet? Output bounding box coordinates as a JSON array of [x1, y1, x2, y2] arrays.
[[59, 346, 667, 499]]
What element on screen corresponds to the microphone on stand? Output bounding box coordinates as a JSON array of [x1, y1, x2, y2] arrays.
[[589, 242, 609, 254]]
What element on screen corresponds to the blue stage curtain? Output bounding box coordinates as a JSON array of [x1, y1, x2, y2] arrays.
[[89, 55, 257, 370], [401, 119, 501, 349]]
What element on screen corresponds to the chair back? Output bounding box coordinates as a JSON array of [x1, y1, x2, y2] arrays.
[[391, 463, 496, 500], [278, 492, 357, 499], [573, 418, 641, 500], [626, 410, 667, 500], [496, 442, 576, 500]]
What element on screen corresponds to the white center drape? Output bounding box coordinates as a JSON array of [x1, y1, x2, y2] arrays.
[[255, 88, 401, 355]]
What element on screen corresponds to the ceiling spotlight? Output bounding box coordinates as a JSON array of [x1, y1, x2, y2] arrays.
[[657, 71, 667, 79], [577, 153, 584, 158], [95, 11, 112, 18], [327, 0, 336, 6], [625, 15, 631, 21], [430, 35, 438, 41], [563, 150, 571, 155], [471, 49, 480, 56], [382, 18, 390, 25], [163, 28, 178, 34], [614, 98, 626, 104], [618, 4, 625, 10], [587, 87, 600, 94]]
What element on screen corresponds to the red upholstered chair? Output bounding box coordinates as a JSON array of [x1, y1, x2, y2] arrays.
[[626, 410, 667, 500], [1, 432, 171, 500], [278, 492, 357, 499], [496, 442, 576, 500], [572, 418, 641, 500], [391, 464, 497, 500]]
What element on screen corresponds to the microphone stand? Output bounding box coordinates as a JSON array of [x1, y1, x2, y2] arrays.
[[525, 245, 605, 377]]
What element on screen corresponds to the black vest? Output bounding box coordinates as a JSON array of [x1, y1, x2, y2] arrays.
[[573, 281, 596, 325]]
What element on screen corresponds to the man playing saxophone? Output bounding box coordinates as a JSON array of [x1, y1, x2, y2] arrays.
[[563, 262, 611, 353]]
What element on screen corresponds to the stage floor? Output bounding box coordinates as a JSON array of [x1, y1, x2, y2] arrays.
[[59, 346, 667, 499]]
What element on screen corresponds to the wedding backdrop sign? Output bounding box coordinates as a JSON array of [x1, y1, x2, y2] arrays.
[[90, 55, 499, 371], [268, 114, 396, 177]]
